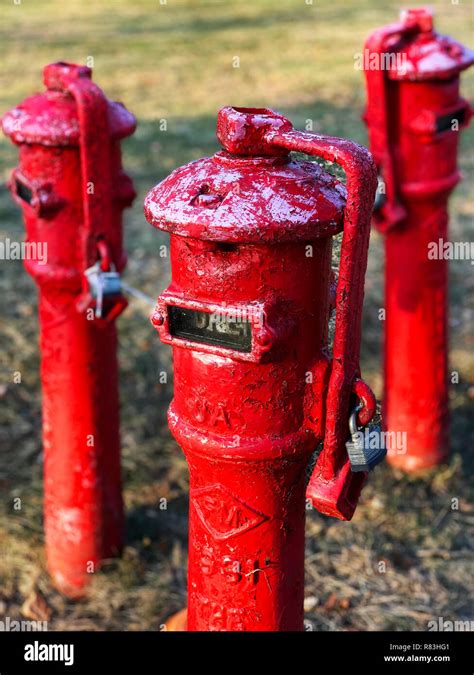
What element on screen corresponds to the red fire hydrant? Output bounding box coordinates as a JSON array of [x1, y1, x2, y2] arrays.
[[2, 63, 136, 596], [364, 8, 474, 472], [145, 107, 380, 631]]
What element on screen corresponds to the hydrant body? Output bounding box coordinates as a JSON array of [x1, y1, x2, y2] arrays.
[[2, 63, 136, 596], [145, 108, 377, 630], [364, 9, 474, 471]]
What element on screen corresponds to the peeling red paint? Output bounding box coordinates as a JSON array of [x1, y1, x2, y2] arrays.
[[364, 8, 474, 471], [145, 107, 377, 630], [2, 63, 136, 596]]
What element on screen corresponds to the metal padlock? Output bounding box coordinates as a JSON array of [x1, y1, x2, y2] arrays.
[[84, 261, 122, 318], [346, 408, 386, 473]]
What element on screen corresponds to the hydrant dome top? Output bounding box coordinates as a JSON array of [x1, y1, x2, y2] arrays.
[[1, 62, 136, 146], [145, 106, 346, 243], [385, 7, 474, 81], [144, 153, 346, 243]]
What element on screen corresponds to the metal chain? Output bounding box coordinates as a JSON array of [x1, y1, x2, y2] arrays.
[[120, 280, 156, 309]]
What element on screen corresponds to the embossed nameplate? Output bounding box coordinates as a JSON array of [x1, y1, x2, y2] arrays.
[[168, 305, 252, 353]]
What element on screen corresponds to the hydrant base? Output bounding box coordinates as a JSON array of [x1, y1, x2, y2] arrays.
[[388, 449, 449, 474]]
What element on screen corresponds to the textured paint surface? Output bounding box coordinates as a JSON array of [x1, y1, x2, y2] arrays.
[[2, 63, 136, 596], [364, 8, 474, 472], [146, 107, 376, 630]]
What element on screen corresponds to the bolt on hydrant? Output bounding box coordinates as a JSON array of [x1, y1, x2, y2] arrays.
[[2, 63, 136, 596], [145, 107, 383, 631], [364, 8, 474, 472]]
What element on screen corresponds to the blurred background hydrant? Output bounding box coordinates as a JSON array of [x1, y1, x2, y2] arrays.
[[145, 107, 383, 631], [364, 8, 474, 472], [2, 63, 136, 596]]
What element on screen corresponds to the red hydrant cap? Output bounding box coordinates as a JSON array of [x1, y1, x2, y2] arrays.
[[217, 107, 293, 156], [400, 7, 433, 33], [43, 62, 92, 89], [1, 62, 136, 147], [387, 7, 474, 80], [144, 106, 346, 243]]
